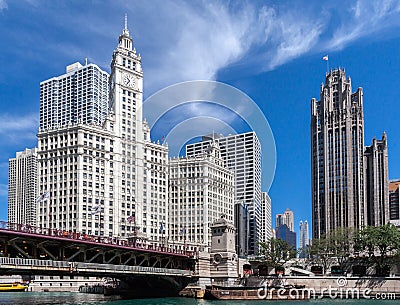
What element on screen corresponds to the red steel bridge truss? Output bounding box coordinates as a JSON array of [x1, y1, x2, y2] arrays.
[[0, 222, 195, 270]]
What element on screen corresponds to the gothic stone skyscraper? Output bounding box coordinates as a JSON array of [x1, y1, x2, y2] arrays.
[[311, 68, 365, 238], [364, 133, 389, 227]]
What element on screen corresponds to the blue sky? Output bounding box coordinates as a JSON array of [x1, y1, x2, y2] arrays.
[[0, 0, 400, 239]]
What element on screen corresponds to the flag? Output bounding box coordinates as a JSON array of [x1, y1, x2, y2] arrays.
[[322, 55, 329, 61], [36, 191, 50, 203], [179, 227, 186, 235], [90, 205, 101, 215], [43, 191, 50, 201], [159, 222, 164, 233], [127, 213, 135, 223]]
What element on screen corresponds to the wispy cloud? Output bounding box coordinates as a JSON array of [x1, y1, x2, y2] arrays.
[[0, 113, 38, 132], [0, 113, 38, 143], [134, 0, 400, 91], [135, 1, 261, 90], [2, 0, 400, 94], [327, 0, 400, 50], [0, 184, 7, 197], [0, 0, 7, 11]]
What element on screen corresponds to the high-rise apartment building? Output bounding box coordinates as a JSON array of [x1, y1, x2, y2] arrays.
[[186, 132, 262, 255], [311, 68, 365, 238], [389, 180, 400, 224], [299, 220, 309, 258], [260, 192, 272, 243], [169, 141, 234, 251], [364, 134, 389, 226], [37, 19, 168, 243], [8, 148, 38, 226], [40, 62, 109, 131], [275, 208, 294, 231]]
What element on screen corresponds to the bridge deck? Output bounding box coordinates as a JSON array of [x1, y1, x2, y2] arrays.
[[0, 221, 192, 258], [0, 257, 193, 277]]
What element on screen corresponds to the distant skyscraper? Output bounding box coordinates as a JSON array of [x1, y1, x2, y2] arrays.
[[260, 192, 272, 243], [276, 224, 296, 250], [8, 148, 38, 226], [275, 208, 296, 251], [186, 132, 262, 255], [299, 220, 309, 258], [276, 208, 294, 231], [169, 141, 234, 251], [364, 134, 389, 226], [36, 19, 168, 244], [311, 68, 365, 238], [234, 201, 250, 257], [389, 180, 400, 224]]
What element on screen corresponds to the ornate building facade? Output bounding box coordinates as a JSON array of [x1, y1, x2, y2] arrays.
[[169, 141, 234, 251], [311, 68, 389, 238], [186, 132, 261, 255], [36, 19, 168, 244], [364, 134, 389, 227], [311, 69, 365, 238]]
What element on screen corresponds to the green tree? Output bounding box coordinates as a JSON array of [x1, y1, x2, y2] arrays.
[[258, 238, 295, 267], [309, 234, 332, 274], [355, 224, 400, 275], [309, 228, 355, 274], [329, 228, 355, 272]]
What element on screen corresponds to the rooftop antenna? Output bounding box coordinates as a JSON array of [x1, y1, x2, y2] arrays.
[[124, 13, 128, 30], [85, 57, 88, 66]]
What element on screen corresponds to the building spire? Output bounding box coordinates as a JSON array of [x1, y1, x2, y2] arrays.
[[124, 13, 128, 31], [122, 13, 130, 36]]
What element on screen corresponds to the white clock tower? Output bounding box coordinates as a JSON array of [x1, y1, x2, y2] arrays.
[[108, 15, 169, 243], [108, 15, 146, 239]]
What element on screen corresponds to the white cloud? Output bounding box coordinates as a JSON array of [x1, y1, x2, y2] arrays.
[[5, 0, 400, 94], [0, 113, 38, 132], [0, 0, 7, 10], [141, 1, 259, 90], [0, 113, 38, 143], [140, 0, 400, 89], [327, 0, 400, 50], [0, 184, 7, 197], [266, 14, 325, 69]]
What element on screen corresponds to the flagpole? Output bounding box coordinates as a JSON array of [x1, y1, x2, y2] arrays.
[[323, 55, 329, 74], [162, 224, 165, 248], [100, 207, 102, 237]]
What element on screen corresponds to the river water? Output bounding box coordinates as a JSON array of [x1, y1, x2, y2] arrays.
[[0, 293, 397, 305]]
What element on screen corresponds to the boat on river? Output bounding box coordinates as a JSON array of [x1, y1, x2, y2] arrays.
[[0, 283, 28, 292], [204, 277, 309, 300]]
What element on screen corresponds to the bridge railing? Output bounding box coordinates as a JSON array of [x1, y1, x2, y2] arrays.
[[0, 221, 194, 257], [0, 257, 192, 276], [74, 262, 192, 275], [0, 257, 69, 268]]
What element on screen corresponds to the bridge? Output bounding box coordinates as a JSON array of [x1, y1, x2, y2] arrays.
[[0, 221, 196, 297]]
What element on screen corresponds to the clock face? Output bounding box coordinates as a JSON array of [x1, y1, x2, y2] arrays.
[[122, 73, 136, 88]]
